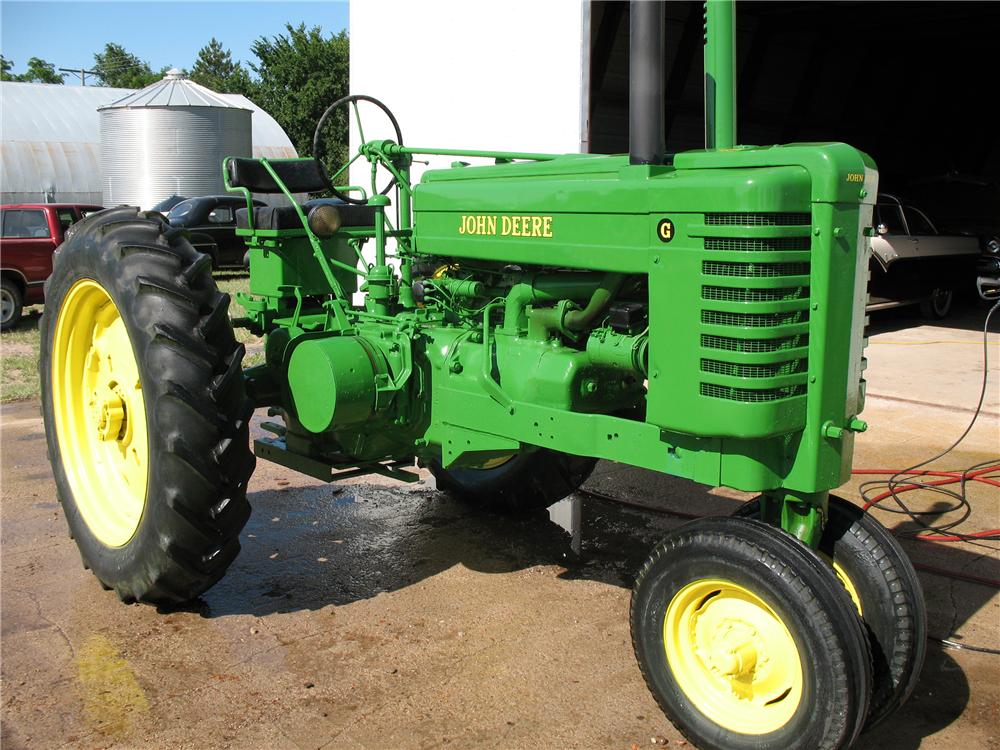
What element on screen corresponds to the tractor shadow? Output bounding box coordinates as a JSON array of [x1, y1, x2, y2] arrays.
[[854, 642, 971, 750], [195, 460, 754, 619], [199, 476, 679, 619]]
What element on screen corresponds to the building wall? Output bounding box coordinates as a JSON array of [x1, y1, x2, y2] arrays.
[[349, 0, 590, 190]]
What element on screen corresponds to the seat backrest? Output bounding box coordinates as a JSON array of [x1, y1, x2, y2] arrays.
[[227, 158, 328, 194]]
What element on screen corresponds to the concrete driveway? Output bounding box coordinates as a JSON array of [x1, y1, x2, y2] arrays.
[[2, 305, 997, 749]]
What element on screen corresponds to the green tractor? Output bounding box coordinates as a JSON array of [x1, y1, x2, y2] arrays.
[[40, 2, 925, 747]]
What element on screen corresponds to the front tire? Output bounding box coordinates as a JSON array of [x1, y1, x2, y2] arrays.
[[631, 516, 872, 750], [430, 448, 596, 513], [40, 207, 255, 605], [736, 495, 927, 729]]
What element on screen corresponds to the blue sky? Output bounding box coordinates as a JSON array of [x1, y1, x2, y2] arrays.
[[0, 1, 349, 84]]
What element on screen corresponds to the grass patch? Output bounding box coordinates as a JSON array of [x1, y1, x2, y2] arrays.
[[1, 307, 43, 403], [216, 273, 262, 349], [1, 353, 41, 403], [0, 273, 262, 404]]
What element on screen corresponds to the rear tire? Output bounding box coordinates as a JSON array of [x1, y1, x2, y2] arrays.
[[1, 277, 24, 331], [430, 448, 596, 513], [631, 516, 872, 750], [40, 207, 256, 605]]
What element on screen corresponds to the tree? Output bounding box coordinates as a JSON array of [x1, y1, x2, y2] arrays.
[[93, 43, 163, 88], [248, 24, 349, 166], [190, 38, 250, 94], [0, 55, 15, 81], [0, 55, 65, 84], [19, 57, 65, 84]]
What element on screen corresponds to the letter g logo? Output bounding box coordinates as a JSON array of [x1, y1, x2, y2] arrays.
[[657, 218, 675, 243]]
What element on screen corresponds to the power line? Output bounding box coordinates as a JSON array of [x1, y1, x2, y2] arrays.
[[59, 67, 98, 85]]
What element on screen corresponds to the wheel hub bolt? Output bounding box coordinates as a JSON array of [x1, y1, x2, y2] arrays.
[[711, 639, 757, 677], [95, 395, 125, 441]]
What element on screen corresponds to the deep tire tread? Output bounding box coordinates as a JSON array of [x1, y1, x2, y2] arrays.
[[198, 293, 233, 338], [137, 277, 202, 311], [40, 206, 255, 606], [152, 323, 220, 370]]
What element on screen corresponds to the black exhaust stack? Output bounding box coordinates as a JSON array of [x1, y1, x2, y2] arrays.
[[629, 0, 666, 165]]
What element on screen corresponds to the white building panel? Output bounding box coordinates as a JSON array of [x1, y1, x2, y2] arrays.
[[349, 0, 589, 188]]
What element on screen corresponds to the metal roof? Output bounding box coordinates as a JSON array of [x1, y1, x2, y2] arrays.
[[99, 69, 250, 110]]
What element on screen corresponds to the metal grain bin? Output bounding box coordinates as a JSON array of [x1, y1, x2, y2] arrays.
[[99, 69, 252, 209]]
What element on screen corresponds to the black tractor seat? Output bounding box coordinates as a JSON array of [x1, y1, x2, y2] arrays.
[[235, 199, 381, 231], [227, 157, 328, 194]]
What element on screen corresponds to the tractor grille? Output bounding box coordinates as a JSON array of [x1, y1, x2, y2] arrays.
[[701, 309, 808, 328], [704, 237, 810, 252], [701, 358, 807, 378], [702, 261, 810, 278], [698, 212, 811, 404], [701, 333, 809, 353], [700, 383, 807, 402], [701, 285, 808, 303], [705, 212, 811, 226]]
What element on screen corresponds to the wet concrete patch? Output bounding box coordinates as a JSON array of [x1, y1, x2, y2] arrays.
[[203, 482, 681, 619]]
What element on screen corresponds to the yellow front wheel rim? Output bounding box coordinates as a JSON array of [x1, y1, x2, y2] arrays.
[[664, 579, 803, 735], [470, 454, 515, 470], [52, 279, 148, 548]]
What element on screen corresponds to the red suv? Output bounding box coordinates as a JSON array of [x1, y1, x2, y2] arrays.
[[1, 204, 103, 330]]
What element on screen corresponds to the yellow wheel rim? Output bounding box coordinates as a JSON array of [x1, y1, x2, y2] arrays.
[[664, 579, 803, 735], [471, 454, 515, 470], [52, 279, 148, 548], [823, 554, 864, 617]]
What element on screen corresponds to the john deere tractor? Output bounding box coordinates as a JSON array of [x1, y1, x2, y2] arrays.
[[40, 2, 926, 748]]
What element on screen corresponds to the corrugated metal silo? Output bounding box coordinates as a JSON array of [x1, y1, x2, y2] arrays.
[[98, 69, 252, 209]]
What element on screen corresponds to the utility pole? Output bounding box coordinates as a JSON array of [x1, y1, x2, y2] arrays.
[[59, 67, 98, 86]]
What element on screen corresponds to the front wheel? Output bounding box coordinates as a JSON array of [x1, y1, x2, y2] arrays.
[[735, 495, 927, 729], [40, 207, 256, 605], [631, 516, 872, 750]]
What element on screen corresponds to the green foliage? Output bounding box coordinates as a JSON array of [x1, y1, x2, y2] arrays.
[[190, 38, 251, 95], [1, 55, 16, 81], [20, 57, 65, 84], [0, 55, 65, 84], [93, 43, 164, 88], [248, 24, 349, 165]]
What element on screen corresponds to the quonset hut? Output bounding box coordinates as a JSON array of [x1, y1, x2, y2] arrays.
[[1, 74, 297, 208]]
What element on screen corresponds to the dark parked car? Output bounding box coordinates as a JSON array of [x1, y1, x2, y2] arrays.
[[166, 195, 264, 267], [977, 238, 1000, 300], [0, 203, 103, 329], [906, 172, 1000, 244], [151, 194, 188, 213]]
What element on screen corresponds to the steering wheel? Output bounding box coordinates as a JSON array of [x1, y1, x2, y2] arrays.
[[313, 94, 404, 205]]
